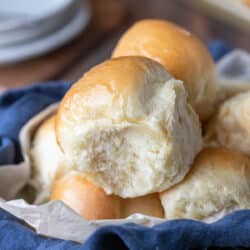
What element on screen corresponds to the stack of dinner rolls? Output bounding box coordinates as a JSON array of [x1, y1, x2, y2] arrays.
[[29, 19, 250, 221]]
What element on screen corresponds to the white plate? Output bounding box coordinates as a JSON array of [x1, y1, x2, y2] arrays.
[[0, 0, 75, 31], [0, 4, 91, 65], [0, 0, 78, 46]]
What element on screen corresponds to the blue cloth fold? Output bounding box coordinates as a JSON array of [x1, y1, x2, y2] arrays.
[[1, 42, 248, 250], [0, 81, 71, 163], [208, 40, 233, 61], [1, 207, 250, 250], [0, 137, 14, 165]]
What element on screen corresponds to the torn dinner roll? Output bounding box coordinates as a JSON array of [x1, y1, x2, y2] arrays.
[[55, 56, 202, 198]]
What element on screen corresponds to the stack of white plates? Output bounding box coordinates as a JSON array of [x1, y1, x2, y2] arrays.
[[0, 0, 91, 65]]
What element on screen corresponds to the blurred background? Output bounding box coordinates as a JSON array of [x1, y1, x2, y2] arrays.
[[0, 0, 249, 91]]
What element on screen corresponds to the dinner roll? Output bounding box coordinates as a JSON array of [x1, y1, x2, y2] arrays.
[[112, 19, 218, 121], [50, 172, 121, 220], [30, 115, 65, 203], [204, 91, 250, 156], [160, 148, 250, 221], [50, 172, 164, 220], [56, 56, 202, 198]]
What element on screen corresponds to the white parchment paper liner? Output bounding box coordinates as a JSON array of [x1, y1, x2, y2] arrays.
[[216, 49, 250, 99], [0, 199, 165, 243], [0, 49, 249, 243]]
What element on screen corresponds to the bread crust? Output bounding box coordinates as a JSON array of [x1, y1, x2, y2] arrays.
[[113, 19, 218, 121]]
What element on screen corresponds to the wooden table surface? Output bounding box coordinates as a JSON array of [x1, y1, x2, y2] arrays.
[[0, 0, 249, 91]]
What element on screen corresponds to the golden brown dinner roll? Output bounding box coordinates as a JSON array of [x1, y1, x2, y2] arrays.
[[50, 172, 121, 220], [160, 148, 250, 221], [30, 115, 65, 203], [204, 91, 250, 156], [50, 172, 164, 220], [56, 56, 202, 198], [112, 19, 218, 121], [30, 114, 72, 203]]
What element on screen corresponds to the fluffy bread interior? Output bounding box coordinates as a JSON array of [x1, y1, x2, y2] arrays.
[[56, 57, 202, 198]]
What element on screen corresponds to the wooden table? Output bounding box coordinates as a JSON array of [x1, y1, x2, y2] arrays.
[[0, 0, 249, 91]]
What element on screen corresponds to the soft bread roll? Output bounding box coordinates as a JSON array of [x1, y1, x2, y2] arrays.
[[50, 172, 164, 219], [50, 172, 121, 220], [160, 148, 250, 221], [30, 115, 64, 203], [204, 91, 250, 156], [112, 19, 218, 121], [56, 56, 202, 198]]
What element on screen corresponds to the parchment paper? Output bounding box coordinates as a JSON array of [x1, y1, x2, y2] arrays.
[[216, 49, 250, 99], [0, 49, 249, 243]]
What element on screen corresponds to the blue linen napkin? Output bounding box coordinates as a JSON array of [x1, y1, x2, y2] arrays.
[[2, 42, 248, 250], [208, 40, 232, 61], [1, 207, 250, 250], [0, 81, 71, 164]]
